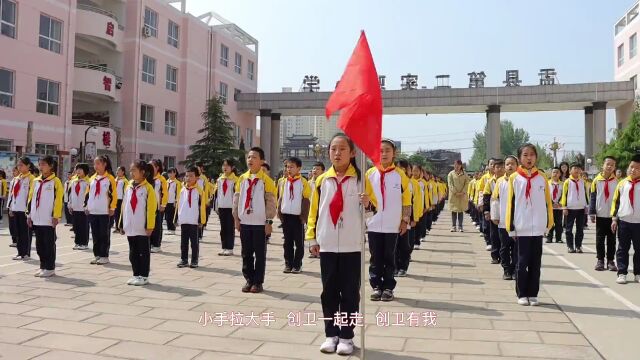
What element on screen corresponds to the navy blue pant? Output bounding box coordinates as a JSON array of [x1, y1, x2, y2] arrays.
[[395, 228, 411, 271], [180, 224, 200, 263], [595, 217, 615, 261], [489, 221, 500, 260], [89, 214, 111, 258], [515, 236, 543, 298], [34, 225, 56, 270], [240, 224, 267, 285], [616, 221, 640, 276], [499, 228, 516, 274], [320, 252, 360, 339], [14, 212, 31, 257], [565, 209, 585, 249], [73, 211, 89, 246], [368, 232, 398, 291], [282, 214, 304, 269], [128, 236, 150, 277], [218, 208, 235, 250], [546, 209, 563, 242], [150, 210, 163, 247]]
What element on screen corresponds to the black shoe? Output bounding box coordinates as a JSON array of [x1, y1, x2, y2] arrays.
[[545, 239, 553, 243], [503, 272, 511, 280], [291, 268, 301, 274], [189, 263, 198, 269], [242, 282, 253, 293], [250, 284, 263, 293], [381, 289, 394, 302], [283, 267, 292, 273], [370, 289, 382, 301], [607, 261, 618, 272], [393, 270, 399, 276], [491, 258, 500, 264], [177, 260, 188, 268], [397, 269, 407, 277], [594, 259, 605, 271], [9, 243, 16, 248]]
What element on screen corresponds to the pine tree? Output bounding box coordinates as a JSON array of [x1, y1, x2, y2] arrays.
[[183, 98, 243, 178]]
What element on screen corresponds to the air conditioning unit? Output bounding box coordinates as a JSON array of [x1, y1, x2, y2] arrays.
[[142, 26, 151, 38]]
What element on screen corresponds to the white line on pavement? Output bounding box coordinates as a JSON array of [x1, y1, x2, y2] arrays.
[[544, 245, 640, 315]]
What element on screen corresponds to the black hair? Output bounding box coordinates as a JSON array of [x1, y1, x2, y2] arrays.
[[517, 143, 538, 159], [552, 166, 561, 171], [381, 139, 396, 150], [222, 158, 236, 169], [75, 163, 90, 176], [18, 156, 32, 168], [0, 170, 5, 179], [397, 159, 410, 170], [630, 154, 640, 163], [116, 166, 126, 175], [95, 155, 114, 175], [505, 155, 519, 165], [603, 156, 618, 164], [185, 166, 200, 177], [287, 156, 303, 168], [149, 159, 163, 175], [559, 161, 570, 179], [38, 155, 57, 173], [195, 161, 204, 168], [570, 162, 583, 170], [167, 167, 178, 175], [329, 133, 361, 181], [493, 159, 505, 166], [261, 163, 270, 171], [313, 162, 326, 171], [132, 160, 154, 184], [249, 147, 265, 160]]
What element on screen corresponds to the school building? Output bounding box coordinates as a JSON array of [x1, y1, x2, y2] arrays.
[[0, 0, 258, 173]]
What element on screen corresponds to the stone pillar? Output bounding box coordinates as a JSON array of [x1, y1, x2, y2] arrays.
[[259, 109, 272, 167], [584, 106, 594, 160], [270, 113, 281, 175], [593, 102, 607, 157], [486, 105, 501, 159]]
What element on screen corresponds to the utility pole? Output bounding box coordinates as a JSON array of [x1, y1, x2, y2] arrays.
[[548, 137, 564, 166]]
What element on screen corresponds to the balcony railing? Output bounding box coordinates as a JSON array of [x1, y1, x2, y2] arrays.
[[72, 118, 110, 127], [77, 4, 119, 23], [74, 62, 122, 82]]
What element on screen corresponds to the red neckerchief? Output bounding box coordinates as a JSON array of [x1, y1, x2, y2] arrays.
[[130, 182, 143, 214], [552, 182, 559, 200], [94, 176, 107, 196], [630, 178, 640, 208], [187, 186, 195, 207], [516, 167, 539, 199], [602, 174, 615, 201], [288, 176, 300, 200], [12, 174, 23, 198], [329, 176, 351, 227], [222, 179, 229, 196], [569, 176, 580, 196], [244, 177, 260, 211], [378, 166, 396, 210], [35, 175, 54, 209], [75, 180, 81, 196]]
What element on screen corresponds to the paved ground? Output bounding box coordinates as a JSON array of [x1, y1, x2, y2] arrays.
[[0, 214, 638, 360]]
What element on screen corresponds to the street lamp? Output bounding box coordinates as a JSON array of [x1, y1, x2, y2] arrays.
[[83, 126, 98, 161]]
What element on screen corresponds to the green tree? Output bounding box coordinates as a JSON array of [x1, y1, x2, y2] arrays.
[[534, 143, 554, 170], [469, 120, 530, 170], [182, 97, 243, 178], [597, 110, 640, 171], [397, 152, 433, 171]]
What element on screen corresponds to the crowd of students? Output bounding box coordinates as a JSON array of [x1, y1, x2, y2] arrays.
[[2, 135, 639, 356]]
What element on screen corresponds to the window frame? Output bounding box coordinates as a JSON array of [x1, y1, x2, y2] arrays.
[[234, 52, 242, 74], [164, 110, 177, 136], [39, 14, 62, 54], [618, 43, 625, 67], [142, 55, 156, 84], [0, 67, 14, 108], [163, 155, 176, 169], [140, 104, 154, 132], [36, 78, 60, 116], [166, 64, 177, 92], [248, 60, 255, 80], [34, 143, 57, 155], [220, 44, 229, 67], [245, 128, 253, 148], [631, 33, 638, 59], [1, 0, 17, 39], [219, 82, 228, 105], [144, 7, 158, 37], [0, 139, 12, 151], [167, 20, 179, 48], [139, 153, 153, 161]]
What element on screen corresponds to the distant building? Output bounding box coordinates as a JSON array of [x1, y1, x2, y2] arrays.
[[614, 1, 640, 129], [279, 87, 339, 146], [416, 149, 461, 178]]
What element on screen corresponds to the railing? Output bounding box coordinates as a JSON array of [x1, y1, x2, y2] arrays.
[[77, 4, 119, 24], [74, 62, 122, 82], [72, 118, 110, 127]]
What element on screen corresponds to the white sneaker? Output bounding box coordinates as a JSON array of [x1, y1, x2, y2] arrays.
[[34, 269, 44, 277], [127, 276, 137, 285], [517, 297, 530, 306], [12, 255, 22, 260], [150, 246, 161, 253], [96, 257, 110, 265], [22, 256, 31, 261], [72, 245, 80, 250], [218, 249, 226, 256], [617, 274, 627, 284], [635, 275, 640, 283], [81, 245, 89, 250], [319, 336, 339, 354], [336, 338, 354, 355], [485, 245, 492, 251], [90, 257, 100, 264], [133, 276, 149, 286], [40, 270, 55, 278], [529, 297, 540, 306], [413, 244, 421, 250], [226, 249, 234, 256]]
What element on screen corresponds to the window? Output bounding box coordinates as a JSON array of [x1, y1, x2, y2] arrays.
[[35, 143, 57, 155], [164, 156, 175, 169], [234, 88, 241, 102], [166, 65, 177, 91], [245, 128, 253, 148], [632, 75, 638, 90], [219, 82, 228, 105], [618, 44, 625, 67], [144, 8, 158, 37], [233, 124, 240, 147], [234, 53, 242, 74], [1, 0, 16, 39], [220, 44, 229, 67], [139, 153, 153, 161], [39, 14, 62, 54], [0, 139, 12, 151], [631, 33, 638, 59], [164, 110, 176, 136], [0, 68, 13, 108], [248, 60, 255, 80], [167, 20, 179, 47], [36, 78, 59, 115], [140, 104, 154, 132], [142, 55, 156, 84]]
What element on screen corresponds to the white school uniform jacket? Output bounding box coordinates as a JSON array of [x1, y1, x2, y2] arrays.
[[364, 166, 412, 234], [306, 165, 364, 253], [116, 177, 128, 202], [6, 177, 16, 209], [505, 167, 554, 237], [560, 176, 589, 210], [234, 169, 277, 226], [26, 174, 64, 226], [215, 173, 238, 209], [86, 173, 117, 215], [8, 173, 35, 212], [490, 175, 510, 229], [63, 180, 70, 203], [177, 184, 207, 225], [68, 176, 90, 211], [611, 177, 640, 223], [548, 180, 562, 206], [280, 175, 311, 216], [589, 173, 618, 218], [167, 179, 180, 204], [120, 180, 157, 236], [153, 174, 168, 210]]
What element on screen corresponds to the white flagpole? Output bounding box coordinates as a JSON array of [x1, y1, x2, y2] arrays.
[[357, 148, 367, 359]]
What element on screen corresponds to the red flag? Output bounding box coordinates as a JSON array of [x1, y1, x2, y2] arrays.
[[325, 31, 383, 166]]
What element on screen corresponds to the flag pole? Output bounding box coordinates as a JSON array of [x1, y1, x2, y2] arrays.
[[357, 148, 367, 359]]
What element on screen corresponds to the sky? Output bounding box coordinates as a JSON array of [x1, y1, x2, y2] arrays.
[[186, 0, 634, 161]]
